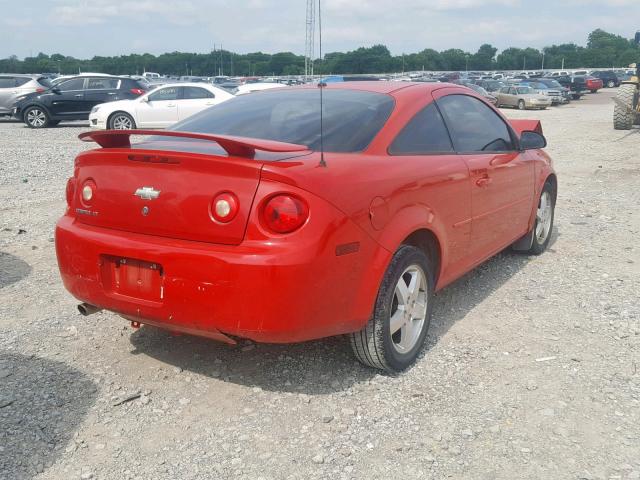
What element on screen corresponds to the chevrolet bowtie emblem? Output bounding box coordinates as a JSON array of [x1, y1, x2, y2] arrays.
[[134, 186, 161, 200]]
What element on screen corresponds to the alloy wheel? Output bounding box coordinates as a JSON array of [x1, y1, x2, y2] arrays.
[[389, 265, 428, 354], [535, 191, 553, 244], [112, 115, 133, 130], [26, 109, 46, 127]]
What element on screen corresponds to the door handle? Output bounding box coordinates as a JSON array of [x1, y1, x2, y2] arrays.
[[74, 94, 83, 97], [107, 92, 117, 95], [166, 104, 176, 107], [476, 176, 492, 187]]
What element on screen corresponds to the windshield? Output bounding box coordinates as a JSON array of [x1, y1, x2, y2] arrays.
[[170, 88, 395, 153], [526, 82, 545, 89], [516, 87, 534, 94]]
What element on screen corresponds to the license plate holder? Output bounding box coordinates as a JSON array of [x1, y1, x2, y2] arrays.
[[101, 255, 163, 302]]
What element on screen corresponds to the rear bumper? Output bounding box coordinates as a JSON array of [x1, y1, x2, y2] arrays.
[[55, 214, 390, 343]]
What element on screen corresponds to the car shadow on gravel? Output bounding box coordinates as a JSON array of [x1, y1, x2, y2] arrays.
[[0, 251, 32, 289], [128, 229, 560, 394], [426, 229, 560, 348], [0, 352, 97, 480], [129, 328, 376, 395]]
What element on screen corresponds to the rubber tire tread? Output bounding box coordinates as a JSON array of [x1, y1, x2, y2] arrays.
[[614, 84, 636, 130], [349, 245, 432, 373]]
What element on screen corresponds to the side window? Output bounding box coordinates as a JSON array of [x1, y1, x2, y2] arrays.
[[389, 103, 453, 155], [0, 77, 14, 88], [437, 94, 515, 153], [148, 87, 180, 102], [86, 78, 119, 90], [14, 77, 31, 87], [57, 78, 85, 91], [183, 87, 214, 99], [499, 87, 509, 94]]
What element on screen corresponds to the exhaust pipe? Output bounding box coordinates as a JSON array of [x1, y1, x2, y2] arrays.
[[78, 303, 101, 316]]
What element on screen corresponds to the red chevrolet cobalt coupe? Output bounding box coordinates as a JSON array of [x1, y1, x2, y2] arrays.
[[56, 82, 556, 372]]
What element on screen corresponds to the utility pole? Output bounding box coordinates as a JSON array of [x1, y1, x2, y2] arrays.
[[561, 57, 565, 70], [541, 50, 545, 70], [523, 56, 526, 71], [304, 0, 315, 80]]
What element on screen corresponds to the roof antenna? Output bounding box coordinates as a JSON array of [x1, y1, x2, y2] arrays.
[[317, 0, 327, 167]]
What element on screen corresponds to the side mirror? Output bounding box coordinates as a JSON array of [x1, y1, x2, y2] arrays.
[[51, 87, 61, 94], [140, 96, 149, 102], [520, 131, 547, 150]]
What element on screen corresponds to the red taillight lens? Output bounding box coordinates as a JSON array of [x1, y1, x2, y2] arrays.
[[262, 195, 309, 234], [211, 192, 239, 223], [65, 178, 76, 207], [36, 87, 45, 93], [130, 88, 145, 95]]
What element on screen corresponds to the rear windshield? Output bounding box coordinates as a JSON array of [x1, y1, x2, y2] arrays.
[[169, 88, 395, 153]]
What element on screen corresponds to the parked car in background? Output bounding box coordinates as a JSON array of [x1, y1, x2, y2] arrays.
[[584, 76, 603, 93], [545, 71, 570, 78], [591, 71, 621, 88], [519, 81, 565, 105], [555, 75, 586, 99], [0, 74, 51, 117], [56, 82, 556, 372], [530, 77, 572, 103], [475, 79, 505, 93], [496, 85, 552, 110], [457, 82, 497, 105], [89, 83, 234, 130], [235, 82, 288, 96], [13, 75, 148, 128]]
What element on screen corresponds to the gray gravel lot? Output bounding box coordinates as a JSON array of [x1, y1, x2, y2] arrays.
[[0, 90, 638, 480]]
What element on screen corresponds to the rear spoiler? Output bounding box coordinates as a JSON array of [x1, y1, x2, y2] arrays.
[[78, 129, 310, 159], [509, 119, 543, 136]]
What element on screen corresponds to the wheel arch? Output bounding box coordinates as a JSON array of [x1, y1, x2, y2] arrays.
[[400, 229, 442, 286]]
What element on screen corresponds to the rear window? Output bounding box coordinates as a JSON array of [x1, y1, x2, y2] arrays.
[[170, 88, 395, 153], [14, 77, 31, 87]]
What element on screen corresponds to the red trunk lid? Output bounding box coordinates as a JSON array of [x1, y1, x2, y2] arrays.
[[73, 148, 263, 245]]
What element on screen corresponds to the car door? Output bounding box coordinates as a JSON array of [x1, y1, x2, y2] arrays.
[[387, 101, 472, 283], [177, 86, 217, 121], [0, 76, 17, 113], [83, 77, 120, 113], [49, 77, 86, 117], [496, 87, 510, 107], [135, 86, 180, 128], [435, 91, 534, 261]]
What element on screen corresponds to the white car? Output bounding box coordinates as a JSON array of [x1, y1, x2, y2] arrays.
[[235, 82, 288, 96], [89, 83, 234, 130]]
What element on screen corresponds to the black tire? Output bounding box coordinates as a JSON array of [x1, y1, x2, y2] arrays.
[[607, 80, 616, 88], [23, 106, 50, 128], [614, 83, 636, 130], [525, 182, 556, 255], [108, 112, 136, 130], [590, 90, 597, 94], [572, 94, 580, 100], [518, 100, 526, 110], [350, 245, 434, 373]]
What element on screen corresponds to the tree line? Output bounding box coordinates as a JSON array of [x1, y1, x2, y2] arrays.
[[1, 29, 637, 77]]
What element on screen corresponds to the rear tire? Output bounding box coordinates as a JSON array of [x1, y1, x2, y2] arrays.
[[607, 81, 616, 88], [350, 245, 433, 373], [614, 83, 636, 130], [24, 106, 49, 128], [108, 112, 136, 130]]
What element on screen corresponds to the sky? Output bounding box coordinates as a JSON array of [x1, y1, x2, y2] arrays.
[[1, 0, 639, 59]]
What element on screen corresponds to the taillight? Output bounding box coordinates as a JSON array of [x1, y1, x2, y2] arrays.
[[81, 179, 96, 205], [65, 178, 76, 207], [130, 88, 145, 95], [211, 192, 239, 223], [36, 87, 45, 93], [262, 194, 309, 234]]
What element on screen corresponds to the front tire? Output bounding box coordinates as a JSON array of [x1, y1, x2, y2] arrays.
[[108, 112, 136, 130], [24, 106, 49, 128], [614, 83, 636, 130], [350, 245, 433, 373], [607, 81, 616, 88], [527, 182, 556, 255], [518, 100, 526, 110]]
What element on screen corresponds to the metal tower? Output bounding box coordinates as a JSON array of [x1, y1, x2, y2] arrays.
[[305, 0, 315, 79]]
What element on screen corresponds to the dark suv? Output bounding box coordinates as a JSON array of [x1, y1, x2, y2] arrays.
[[591, 71, 621, 88], [13, 75, 148, 128]]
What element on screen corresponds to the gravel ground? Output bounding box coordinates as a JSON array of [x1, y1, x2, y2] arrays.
[[0, 90, 638, 480]]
